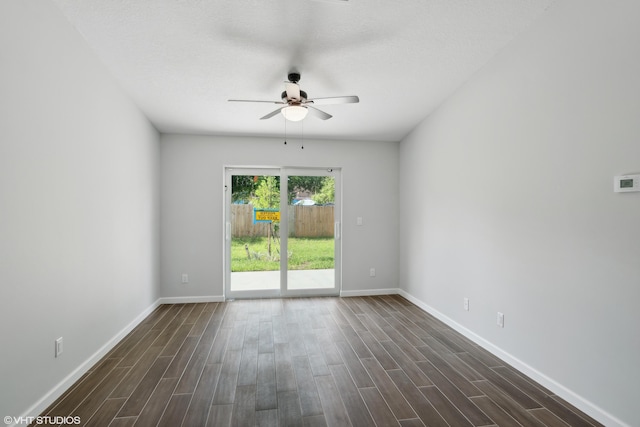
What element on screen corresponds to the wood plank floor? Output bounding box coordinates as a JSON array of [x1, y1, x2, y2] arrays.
[[37, 296, 604, 426]]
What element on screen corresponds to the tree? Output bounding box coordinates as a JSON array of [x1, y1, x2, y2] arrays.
[[251, 176, 280, 258], [252, 176, 280, 208], [232, 175, 326, 204], [312, 177, 335, 205], [288, 176, 325, 203], [231, 175, 257, 203]]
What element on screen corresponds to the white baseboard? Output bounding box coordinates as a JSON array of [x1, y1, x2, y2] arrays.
[[16, 299, 162, 427], [340, 288, 400, 297], [397, 289, 628, 427], [158, 295, 225, 304]]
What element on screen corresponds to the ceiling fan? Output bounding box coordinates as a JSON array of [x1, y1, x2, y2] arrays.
[[229, 72, 359, 122]]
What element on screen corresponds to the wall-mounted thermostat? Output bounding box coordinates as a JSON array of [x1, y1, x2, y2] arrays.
[[614, 174, 640, 193]]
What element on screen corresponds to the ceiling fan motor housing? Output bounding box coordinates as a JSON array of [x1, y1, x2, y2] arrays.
[[282, 90, 307, 102]]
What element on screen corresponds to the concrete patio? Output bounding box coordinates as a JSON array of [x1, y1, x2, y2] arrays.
[[230, 268, 335, 291]]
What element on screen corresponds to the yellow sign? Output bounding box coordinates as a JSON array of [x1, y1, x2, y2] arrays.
[[255, 211, 280, 221]]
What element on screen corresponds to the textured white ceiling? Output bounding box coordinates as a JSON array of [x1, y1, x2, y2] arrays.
[[52, 0, 557, 141]]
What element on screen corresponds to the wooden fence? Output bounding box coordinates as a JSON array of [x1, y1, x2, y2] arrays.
[[231, 204, 334, 238]]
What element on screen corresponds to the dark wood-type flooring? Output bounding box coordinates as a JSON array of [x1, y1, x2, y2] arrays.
[[38, 296, 604, 426]]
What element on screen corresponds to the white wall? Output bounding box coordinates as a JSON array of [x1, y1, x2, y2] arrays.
[[0, 1, 159, 419], [398, 1, 640, 425], [160, 134, 398, 299]]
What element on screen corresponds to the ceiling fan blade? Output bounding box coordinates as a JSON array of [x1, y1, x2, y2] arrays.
[[229, 99, 285, 104], [285, 82, 301, 100], [307, 95, 359, 105], [307, 106, 332, 120], [260, 108, 283, 120]]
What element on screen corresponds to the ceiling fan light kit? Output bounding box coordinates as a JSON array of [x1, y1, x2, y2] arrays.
[[229, 72, 359, 122], [281, 105, 308, 121]]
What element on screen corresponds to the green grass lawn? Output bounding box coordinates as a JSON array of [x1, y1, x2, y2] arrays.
[[232, 237, 334, 272]]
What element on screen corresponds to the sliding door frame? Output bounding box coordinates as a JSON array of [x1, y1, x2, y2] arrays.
[[223, 166, 341, 300]]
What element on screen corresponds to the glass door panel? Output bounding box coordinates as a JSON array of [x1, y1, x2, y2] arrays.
[[286, 174, 336, 291], [226, 169, 281, 298], [282, 169, 340, 297]]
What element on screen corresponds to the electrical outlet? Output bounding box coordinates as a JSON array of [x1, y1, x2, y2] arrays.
[[55, 337, 63, 357], [369, 268, 376, 277], [181, 273, 189, 284], [357, 217, 363, 226], [497, 312, 504, 328], [463, 298, 469, 311]]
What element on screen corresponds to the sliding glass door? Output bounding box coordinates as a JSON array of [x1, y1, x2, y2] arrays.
[[224, 167, 340, 299]]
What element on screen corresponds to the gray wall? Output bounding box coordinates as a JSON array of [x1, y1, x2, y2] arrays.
[[0, 1, 160, 418], [160, 134, 399, 299], [398, 1, 640, 425]]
